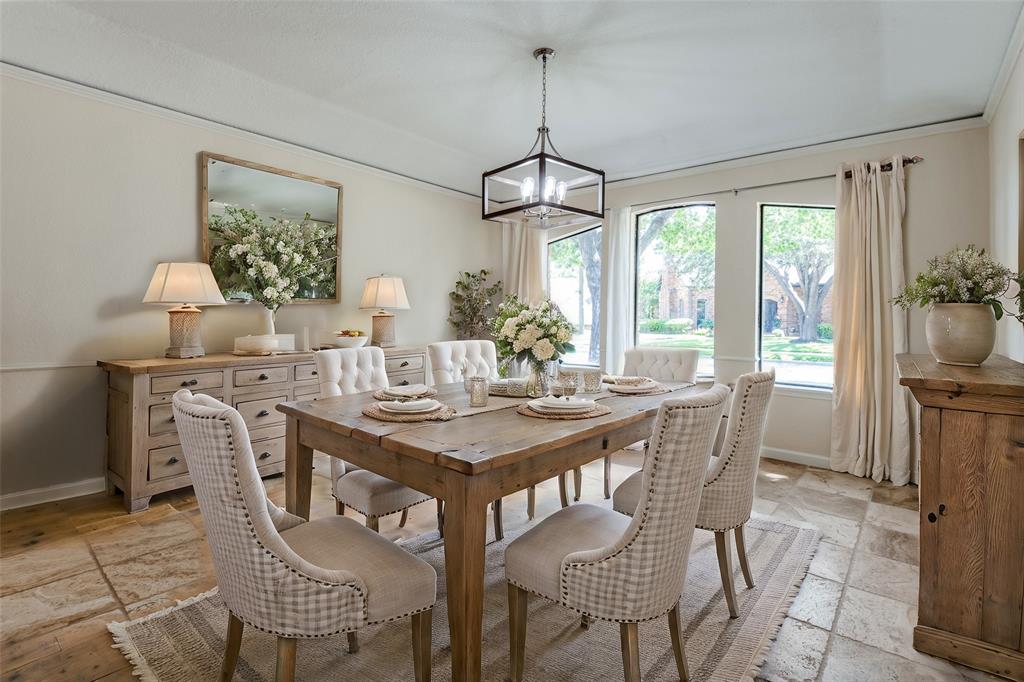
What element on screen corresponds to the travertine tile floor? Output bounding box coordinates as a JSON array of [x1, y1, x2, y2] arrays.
[[0, 452, 1002, 681]]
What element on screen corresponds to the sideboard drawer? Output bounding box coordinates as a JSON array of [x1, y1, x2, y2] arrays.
[[252, 436, 286, 466], [294, 363, 318, 382], [235, 394, 288, 430], [149, 404, 178, 436], [385, 355, 424, 373], [390, 371, 427, 387], [149, 444, 188, 481], [234, 366, 289, 388], [294, 384, 320, 399], [151, 371, 223, 395]]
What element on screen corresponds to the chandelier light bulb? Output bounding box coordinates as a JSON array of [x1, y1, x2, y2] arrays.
[[556, 181, 567, 203], [543, 175, 556, 200], [520, 176, 535, 202]]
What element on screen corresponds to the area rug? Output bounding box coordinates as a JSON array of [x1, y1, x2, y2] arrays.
[[108, 517, 819, 681]]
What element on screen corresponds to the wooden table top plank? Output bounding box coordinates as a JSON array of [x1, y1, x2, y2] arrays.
[[896, 354, 1024, 397]]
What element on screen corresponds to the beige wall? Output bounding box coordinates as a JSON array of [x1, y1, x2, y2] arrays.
[[603, 124, 990, 465], [0, 71, 501, 498], [989, 45, 1024, 361]]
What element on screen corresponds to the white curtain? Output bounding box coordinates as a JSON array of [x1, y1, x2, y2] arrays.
[[501, 221, 547, 303], [600, 207, 634, 374], [830, 156, 915, 485]]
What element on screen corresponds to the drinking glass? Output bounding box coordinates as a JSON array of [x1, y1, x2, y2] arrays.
[[583, 369, 603, 394], [559, 372, 579, 398]]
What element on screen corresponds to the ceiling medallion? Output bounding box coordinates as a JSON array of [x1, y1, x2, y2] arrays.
[[482, 48, 605, 229]]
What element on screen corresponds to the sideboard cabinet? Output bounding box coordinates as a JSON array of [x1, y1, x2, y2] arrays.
[[98, 347, 427, 512], [897, 354, 1024, 680]]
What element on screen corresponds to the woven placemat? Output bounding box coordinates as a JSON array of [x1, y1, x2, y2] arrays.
[[516, 403, 613, 420], [607, 383, 671, 396], [362, 403, 456, 422], [372, 387, 438, 401]]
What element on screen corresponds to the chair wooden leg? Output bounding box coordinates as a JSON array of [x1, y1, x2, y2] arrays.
[[219, 612, 243, 682], [715, 531, 739, 618], [668, 604, 690, 681], [492, 498, 504, 541], [558, 472, 569, 508], [573, 466, 583, 501], [347, 631, 359, 654], [399, 508, 409, 528], [436, 499, 444, 538], [508, 583, 528, 682], [619, 622, 640, 682], [366, 515, 379, 532], [735, 524, 754, 589], [411, 609, 432, 682], [527, 485, 536, 520], [275, 637, 296, 682], [335, 499, 345, 516], [604, 454, 612, 499]]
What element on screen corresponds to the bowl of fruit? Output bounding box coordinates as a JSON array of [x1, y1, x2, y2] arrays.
[[333, 329, 368, 348]]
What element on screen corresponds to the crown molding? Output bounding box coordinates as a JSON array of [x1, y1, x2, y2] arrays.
[[983, 3, 1024, 122], [0, 62, 478, 203]]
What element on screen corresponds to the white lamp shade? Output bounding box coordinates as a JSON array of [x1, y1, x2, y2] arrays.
[[359, 275, 410, 310], [143, 262, 226, 306]]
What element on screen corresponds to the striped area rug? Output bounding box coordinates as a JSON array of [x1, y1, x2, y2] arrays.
[[109, 517, 819, 681]]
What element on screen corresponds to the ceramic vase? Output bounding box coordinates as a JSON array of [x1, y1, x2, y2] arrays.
[[925, 303, 995, 366]]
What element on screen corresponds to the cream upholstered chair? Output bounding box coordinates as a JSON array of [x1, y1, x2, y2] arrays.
[[613, 370, 775, 619], [316, 348, 436, 532], [505, 385, 730, 682], [598, 347, 701, 499], [172, 390, 435, 682]]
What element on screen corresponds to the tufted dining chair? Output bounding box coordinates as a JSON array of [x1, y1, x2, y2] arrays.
[[505, 385, 729, 682], [315, 348, 437, 533], [172, 390, 436, 682], [427, 340, 500, 384], [613, 370, 775, 618], [597, 347, 701, 499]]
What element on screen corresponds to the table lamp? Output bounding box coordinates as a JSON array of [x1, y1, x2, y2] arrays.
[[359, 275, 410, 348], [143, 262, 226, 358]]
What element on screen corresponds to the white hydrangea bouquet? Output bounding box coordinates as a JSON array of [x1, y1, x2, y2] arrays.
[[491, 295, 575, 385], [209, 206, 337, 330], [892, 244, 1018, 320]]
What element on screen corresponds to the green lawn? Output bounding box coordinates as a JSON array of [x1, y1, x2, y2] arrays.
[[639, 333, 833, 364]]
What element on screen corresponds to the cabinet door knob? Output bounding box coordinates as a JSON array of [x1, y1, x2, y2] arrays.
[[167, 456, 179, 465], [399, 380, 409, 386], [311, 370, 318, 376], [181, 378, 198, 387], [258, 373, 269, 381], [400, 360, 409, 367], [927, 512, 937, 523], [256, 409, 270, 417], [258, 451, 271, 460]]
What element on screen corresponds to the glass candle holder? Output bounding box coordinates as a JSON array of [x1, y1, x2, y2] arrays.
[[468, 377, 489, 407], [507, 378, 528, 397], [583, 369, 603, 394]]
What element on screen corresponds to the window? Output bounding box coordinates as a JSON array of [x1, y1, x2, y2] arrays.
[[759, 204, 835, 388], [547, 226, 601, 365], [634, 204, 715, 377]]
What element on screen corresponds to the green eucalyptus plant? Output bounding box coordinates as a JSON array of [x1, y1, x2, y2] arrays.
[[447, 269, 503, 340]]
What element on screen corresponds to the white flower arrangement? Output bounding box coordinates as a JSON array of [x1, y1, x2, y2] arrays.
[[893, 245, 1020, 321], [490, 295, 576, 371]]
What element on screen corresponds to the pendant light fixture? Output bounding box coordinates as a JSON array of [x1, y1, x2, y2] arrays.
[[482, 48, 605, 228]]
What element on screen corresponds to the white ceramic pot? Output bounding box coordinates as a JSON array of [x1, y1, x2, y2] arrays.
[[925, 303, 996, 366]]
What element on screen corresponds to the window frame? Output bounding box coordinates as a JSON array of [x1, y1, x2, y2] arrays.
[[546, 223, 603, 367], [632, 202, 717, 378], [756, 202, 836, 390]]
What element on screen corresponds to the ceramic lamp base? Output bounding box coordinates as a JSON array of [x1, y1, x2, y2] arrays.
[[370, 311, 397, 348], [166, 305, 206, 358]]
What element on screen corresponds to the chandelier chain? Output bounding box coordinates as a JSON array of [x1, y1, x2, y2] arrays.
[[540, 54, 547, 130]]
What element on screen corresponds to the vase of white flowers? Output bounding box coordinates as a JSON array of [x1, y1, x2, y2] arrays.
[[208, 206, 337, 333], [491, 296, 576, 397], [893, 245, 1017, 366]]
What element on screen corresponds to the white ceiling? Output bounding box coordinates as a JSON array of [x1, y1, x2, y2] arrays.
[[2, 1, 1021, 196]]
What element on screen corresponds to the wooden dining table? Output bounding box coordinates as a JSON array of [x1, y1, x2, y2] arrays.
[[278, 380, 704, 682]]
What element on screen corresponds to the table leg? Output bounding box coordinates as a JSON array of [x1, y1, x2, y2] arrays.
[[443, 473, 489, 682], [285, 416, 314, 520]]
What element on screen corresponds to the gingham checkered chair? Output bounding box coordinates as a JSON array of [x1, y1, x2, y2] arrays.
[[172, 390, 435, 682], [613, 370, 776, 619], [599, 348, 701, 499], [505, 384, 730, 682], [316, 348, 438, 533]]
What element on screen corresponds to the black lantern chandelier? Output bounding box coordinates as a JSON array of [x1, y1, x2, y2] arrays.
[[482, 48, 605, 228]]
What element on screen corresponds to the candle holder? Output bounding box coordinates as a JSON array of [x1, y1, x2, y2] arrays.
[[469, 377, 490, 407]]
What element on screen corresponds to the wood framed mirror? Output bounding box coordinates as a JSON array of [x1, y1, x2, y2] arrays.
[[201, 152, 343, 304]]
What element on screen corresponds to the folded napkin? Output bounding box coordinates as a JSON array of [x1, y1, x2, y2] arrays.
[[380, 398, 438, 412], [603, 375, 651, 386], [385, 384, 430, 397]]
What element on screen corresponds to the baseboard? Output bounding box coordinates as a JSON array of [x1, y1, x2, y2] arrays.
[[761, 446, 830, 470], [0, 476, 107, 511]]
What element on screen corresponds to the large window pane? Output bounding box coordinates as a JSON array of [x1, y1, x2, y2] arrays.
[[634, 204, 715, 377], [759, 204, 835, 388], [547, 226, 601, 365]]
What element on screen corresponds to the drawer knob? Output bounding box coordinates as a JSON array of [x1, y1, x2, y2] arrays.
[[256, 409, 270, 417], [169, 415, 175, 423], [312, 370, 318, 376], [181, 378, 198, 387], [400, 360, 409, 368], [258, 373, 269, 381], [258, 451, 271, 460], [399, 380, 409, 386], [167, 456, 179, 465], [928, 512, 937, 523]]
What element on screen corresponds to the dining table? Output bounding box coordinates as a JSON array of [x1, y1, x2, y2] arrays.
[[278, 379, 706, 682]]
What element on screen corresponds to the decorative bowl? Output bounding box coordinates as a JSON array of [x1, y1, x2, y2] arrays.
[[332, 335, 369, 349]]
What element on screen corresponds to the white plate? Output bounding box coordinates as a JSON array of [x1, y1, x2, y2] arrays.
[[528, 399, 593, 414], [377, 399, 440, 414], [534, 395, 596, 410], [608, 382, 660, 394], [383, 384, 431, 398]]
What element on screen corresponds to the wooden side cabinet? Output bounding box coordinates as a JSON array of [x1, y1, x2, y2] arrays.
[[898, 354, 1024, 680], [98, 346, 427, 513]]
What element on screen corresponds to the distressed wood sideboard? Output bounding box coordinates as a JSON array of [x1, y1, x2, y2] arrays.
[[98, 346, 427, 512], [897, 353, 1024, 680]]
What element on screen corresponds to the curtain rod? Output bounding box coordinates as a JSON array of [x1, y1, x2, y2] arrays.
[[615, 155, 924, 213]]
